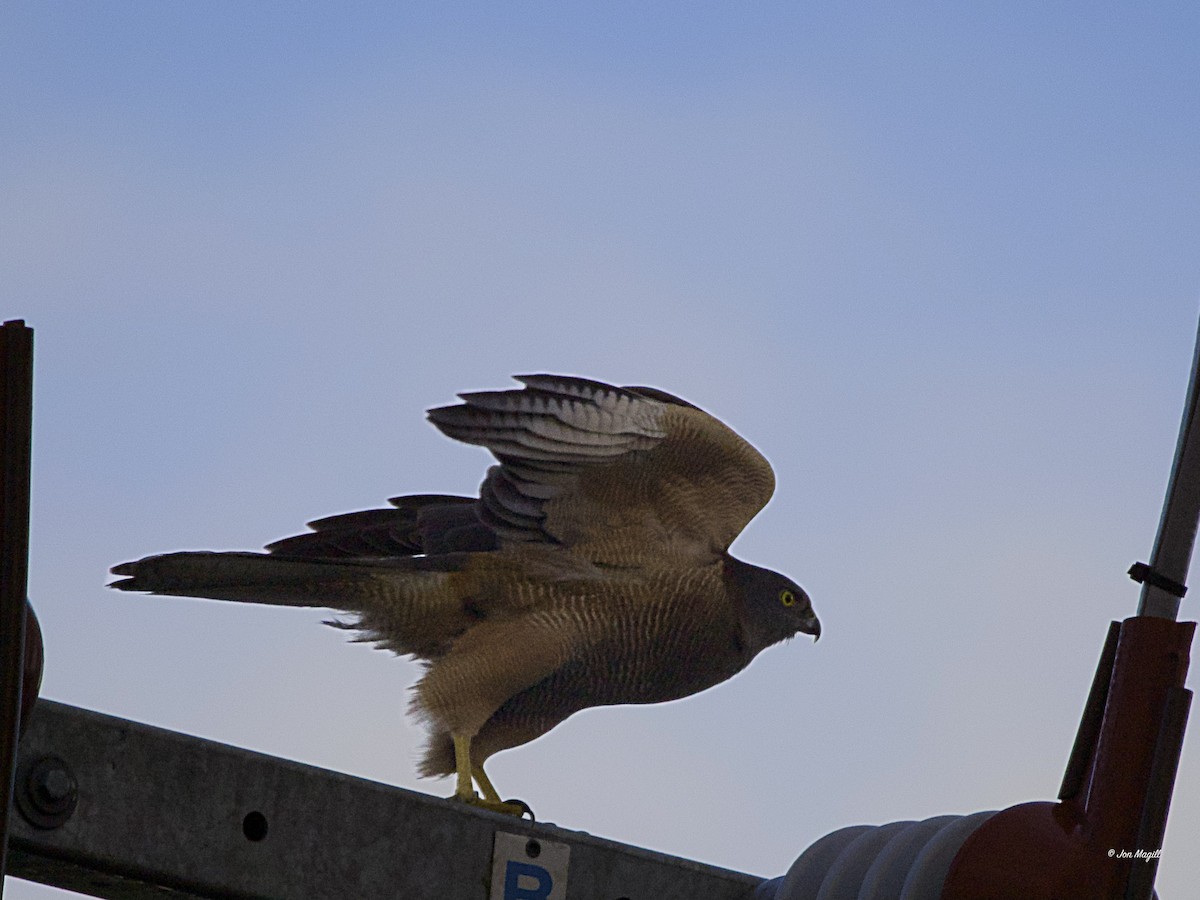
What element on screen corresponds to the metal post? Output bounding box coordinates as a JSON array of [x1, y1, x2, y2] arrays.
[[943, 314, 1200, 899], [0, 320, 34, 899], [1135, 314, 1200, 619]]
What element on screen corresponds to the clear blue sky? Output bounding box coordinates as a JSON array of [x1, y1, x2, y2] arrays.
[[3, 2, 1199, 896]]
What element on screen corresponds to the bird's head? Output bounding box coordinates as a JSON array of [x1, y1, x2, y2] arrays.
[[724, 556, 820, 652]]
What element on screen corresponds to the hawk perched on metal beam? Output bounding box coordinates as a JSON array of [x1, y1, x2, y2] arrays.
[[111, 375, 820, 814]]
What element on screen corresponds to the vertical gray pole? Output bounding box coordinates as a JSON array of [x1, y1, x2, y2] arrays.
[[1137, 314, 1200, 619], [0, 320, 34, 899]]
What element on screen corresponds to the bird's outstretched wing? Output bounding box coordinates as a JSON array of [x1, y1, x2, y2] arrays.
[[264, 494, 497, 558], [427, 374, 775, 567]]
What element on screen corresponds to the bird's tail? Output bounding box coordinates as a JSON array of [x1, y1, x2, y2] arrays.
[[112, 551, 397, 605], [110, 551, 474, 657]]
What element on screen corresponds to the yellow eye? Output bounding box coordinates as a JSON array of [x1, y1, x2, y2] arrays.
[[780, 589, 796, 607]]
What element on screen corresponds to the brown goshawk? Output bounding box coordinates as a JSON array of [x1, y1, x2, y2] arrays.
[[111, 375, 820, 814]]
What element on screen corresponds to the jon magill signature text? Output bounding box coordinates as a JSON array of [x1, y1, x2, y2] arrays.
[[1108, 849, 1163, 860]]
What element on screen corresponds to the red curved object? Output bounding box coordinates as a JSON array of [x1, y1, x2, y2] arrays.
[[941, 615, 1194, 899], [20, 600, 43, 737]]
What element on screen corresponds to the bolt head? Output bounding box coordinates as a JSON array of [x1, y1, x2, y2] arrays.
[[17, 755, 78, 829], [37, 767, 74, 803]]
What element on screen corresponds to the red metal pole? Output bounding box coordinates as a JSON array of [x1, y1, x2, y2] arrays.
[[941, 615, 1194, 899]]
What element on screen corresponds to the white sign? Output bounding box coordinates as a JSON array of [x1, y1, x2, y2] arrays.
[[490, 831, 571, 900]]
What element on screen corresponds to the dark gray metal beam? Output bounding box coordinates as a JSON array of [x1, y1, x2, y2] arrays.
[[8, 701, 762, 900], [1, 320, 36, 900]]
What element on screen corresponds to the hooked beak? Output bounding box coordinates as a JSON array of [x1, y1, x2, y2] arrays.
[[802, 612, 821, 642]]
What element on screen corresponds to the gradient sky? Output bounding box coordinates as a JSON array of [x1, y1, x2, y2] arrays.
[[3, 2, 1199, 896]]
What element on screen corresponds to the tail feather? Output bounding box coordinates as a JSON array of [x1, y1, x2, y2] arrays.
[[110, 551, 387, 606], [111, 550, 482, 659]]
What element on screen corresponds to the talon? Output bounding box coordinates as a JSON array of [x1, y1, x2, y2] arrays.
[[504, 798, 535, 820], [450, 792, 530, 817]]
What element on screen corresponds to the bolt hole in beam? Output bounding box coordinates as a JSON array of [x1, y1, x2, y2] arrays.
[[241, 811, 268, 842]]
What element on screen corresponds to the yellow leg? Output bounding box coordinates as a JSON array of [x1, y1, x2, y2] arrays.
[[452, 735, 476, 800], [448, 733, 532, 818], [472, 764, 502, 804]]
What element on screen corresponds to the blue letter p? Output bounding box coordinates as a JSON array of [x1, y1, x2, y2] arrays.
[[504, 860, 553, 899]]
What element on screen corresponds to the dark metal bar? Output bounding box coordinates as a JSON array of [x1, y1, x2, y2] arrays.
[[8, 700, 762, 900], [1085, 618, 1194, 886], [1125, 685, 1192, 900], [0, 320, 34, 900], [1058, 620, 1121, 802], [1138, 315, 1200, 619]]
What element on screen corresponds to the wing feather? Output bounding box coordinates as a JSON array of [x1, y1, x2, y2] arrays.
[[426, 375, 775, 565], [264, 494, 495, 558]]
